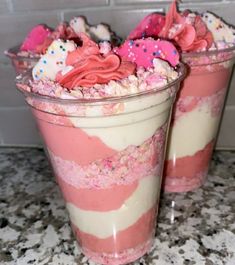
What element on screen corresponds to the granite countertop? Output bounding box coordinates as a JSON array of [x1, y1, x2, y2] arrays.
[[0, 147, 234, 265]]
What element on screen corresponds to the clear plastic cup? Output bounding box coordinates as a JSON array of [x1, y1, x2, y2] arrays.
[[164, 46, 235, 193], [16, 64, 185, 265], [5, 45, 39, 74]]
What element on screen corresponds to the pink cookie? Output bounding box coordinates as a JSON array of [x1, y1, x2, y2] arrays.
[[115, 38, 180, 68], [20, 25, 52, 52], [128, 13, 165, 40]]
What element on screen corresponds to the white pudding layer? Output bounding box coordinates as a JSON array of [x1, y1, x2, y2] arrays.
[[68, 91, 174, 151], [167, 102, 220, 160]]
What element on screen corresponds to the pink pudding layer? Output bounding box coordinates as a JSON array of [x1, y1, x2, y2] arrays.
[[73, 207, 156, 253], [165, 140, 214, 192], [32, 105, 167, 263], [82, 239, 152, 265], [165, 62, 233, 192], [72, 207, 156, 265]]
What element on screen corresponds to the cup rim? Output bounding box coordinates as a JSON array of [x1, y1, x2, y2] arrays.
[[182, 45, 235, 59], [4, 45, 40, 61], [16, 63, 187, 105]]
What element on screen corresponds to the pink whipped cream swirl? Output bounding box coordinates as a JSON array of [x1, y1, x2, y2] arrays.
[[159, 0, 213, 52], [56, 34, 136, 89]]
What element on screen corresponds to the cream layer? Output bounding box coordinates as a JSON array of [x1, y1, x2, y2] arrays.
[[167, 102, 220, 160], [66, 174, 160, 239], [68, 91, 173, 151]]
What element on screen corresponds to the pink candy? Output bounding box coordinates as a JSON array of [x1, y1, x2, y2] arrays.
[[115, 38, 180, 68], [128, 13, 165, 40], [20, 25, 52, 52]]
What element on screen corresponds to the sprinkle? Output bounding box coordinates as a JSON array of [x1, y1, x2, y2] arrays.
[[154, 51, 160, 56]]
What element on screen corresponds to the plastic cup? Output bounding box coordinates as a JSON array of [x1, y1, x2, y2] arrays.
[[164, 46, 235, 193], [5, 45, 39, 74], [16, 64, 185, 265]]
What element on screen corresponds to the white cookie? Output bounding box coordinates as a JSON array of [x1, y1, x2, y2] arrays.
[[32, 39, 76, 81], [202, 12, 235, 44], [89, 24, 111, 41], [69, 16, 90, 36]]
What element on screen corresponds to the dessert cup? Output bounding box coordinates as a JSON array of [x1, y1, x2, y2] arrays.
[[16, 64, 185, 265], [165, 46, 235, 193], [5, 45, 39, 74]]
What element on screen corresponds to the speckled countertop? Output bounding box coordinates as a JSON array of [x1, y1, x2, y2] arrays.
[[0, 147, 234, 265]]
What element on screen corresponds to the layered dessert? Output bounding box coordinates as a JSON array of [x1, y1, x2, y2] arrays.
[[128, 0, 235, 192], [5, 16, 120, 74], [16, 33, 185, 264]]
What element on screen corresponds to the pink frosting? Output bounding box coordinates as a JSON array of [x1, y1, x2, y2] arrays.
[[56, 34, 136, 89], [159, 0, 213, 52], [57, 54, 135, 89], [20, 25, 52, 52], [65, 33, 100, 65]]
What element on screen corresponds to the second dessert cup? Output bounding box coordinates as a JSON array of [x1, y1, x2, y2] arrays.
[[165, 46, 235, 192], [125, 0, 235, 193], [16, 64, 185, 264], [5, 45, 39, 74]]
